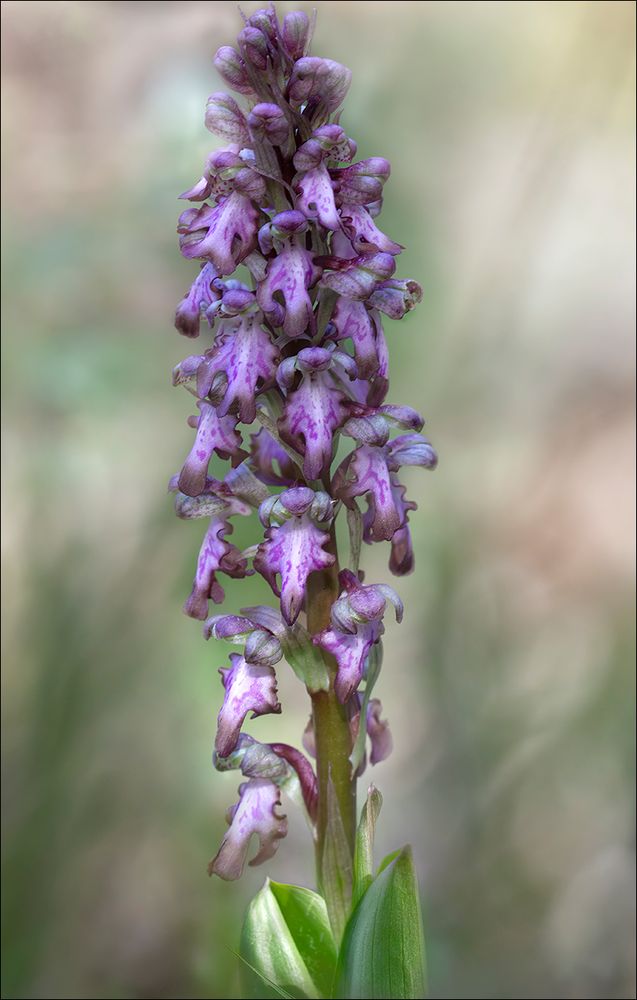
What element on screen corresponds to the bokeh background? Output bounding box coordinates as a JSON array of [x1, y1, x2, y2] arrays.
[[1, 1, 635, 998]]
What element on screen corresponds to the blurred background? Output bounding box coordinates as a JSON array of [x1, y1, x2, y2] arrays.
[[1, 1, 635, 997]]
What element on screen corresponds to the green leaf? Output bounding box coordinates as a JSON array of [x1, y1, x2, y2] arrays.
[[352, 785, 383, 908], [336, 846, 427, 1000], [320, 777, 354, 945], [240, 879, 337, 999]]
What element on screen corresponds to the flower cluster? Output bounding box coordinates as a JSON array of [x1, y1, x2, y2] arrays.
[[169, 6, 437, 880]]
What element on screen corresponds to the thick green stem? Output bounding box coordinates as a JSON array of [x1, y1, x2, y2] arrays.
[[306, 527, 357, 938]]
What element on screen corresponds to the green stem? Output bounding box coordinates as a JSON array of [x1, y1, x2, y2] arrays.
[[306, 526, 356, 938]]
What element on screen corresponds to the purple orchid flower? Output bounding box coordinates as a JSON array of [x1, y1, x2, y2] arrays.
[[208, 778, 287, 880], [254, 487, 335, 625], [314, 569, 403, 702], [169, 7, 437, 898]]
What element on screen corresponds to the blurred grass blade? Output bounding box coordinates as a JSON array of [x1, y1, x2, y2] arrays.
[[240, 879, 337, 999], [336, 846, 427, 999], [352, 785, 383, 908]]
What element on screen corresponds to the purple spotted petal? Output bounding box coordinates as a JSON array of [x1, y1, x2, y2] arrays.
[[208, 778, 287, 880], [183, 517, 249, 620], [366, 698, 393, 765], [279, 367, 351, 480], [201, 315, 279, 423], [249, 428, 299, 486], [339, 204, 402, 255], [330, 298, 385, 379], [178, 401, 243, 497], [175, 263, 219, 339], [316, 618, 383, 703], [254, 515, 335, 624], [256, 244, 322, 339], [215, 652, 281, 757], [334, 444, 401, 541], [295, 163, 340, 231], [178, 192, 259, 275]]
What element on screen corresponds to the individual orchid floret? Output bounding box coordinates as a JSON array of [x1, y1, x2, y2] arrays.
[[288, 57, 352, 117], [281, 10, 310, 60], [329, 297, 386, 380], [174, 263, 219, 339], [293, 125, 357, 231], [256, 214, 322, 339], [177, 401, 243, 497], [364, 698, 393, 766], [213, 45, 256, 97], [333, 423, 437, 542], [215, 651, 281, 758], [238, 25, 269, 71], [314, 569, 402, 702], [204, 612, 284, 668], [339, 204, 403, 256], [367, 277, 423, 318], [178, 192, 260, 275], [247, 102, 290, 147], [332, 157, 391, 206], [277, 346, 356, 480], [318, 251, 396, 300], [208, 778, 287, 880], [254, 487, 335, 625], [183, 516, 250, 621], [204, 91, 250, 145], [195, 296, 279, 424]]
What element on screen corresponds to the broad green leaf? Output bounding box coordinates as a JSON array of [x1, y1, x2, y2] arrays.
[[269, 882, 337, 998], [240, 879, 336, 999], [352, 785, 383, 908], [336, 846, 427, 1000], [320, 777, 354, 945]]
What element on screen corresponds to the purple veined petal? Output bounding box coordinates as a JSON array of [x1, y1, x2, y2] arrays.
[[316, 617, 383, 703], [295, 163, 341, 231], [205, 92, 250, 145], [339, 204, 403, 256], [178, 401, 243, 498], [175, 263, 219, 339], [278, 368, 352, 480], [178, 192, 259, 275], [281, 10, 310, 60], [250, 428, 300, 486], [183, 518, 249, 620], [203, 315, 279, 424], [367, 278, 423, 319], [330, 298, 385, 380], [254, 515, 335, 625], [215, 652, 281, 758], [334, 444, 401, 541], [387, 433, 438, 470], [256, 245, 322, 340], [208, 778, 287, 880], [366, 698, 393, 765]]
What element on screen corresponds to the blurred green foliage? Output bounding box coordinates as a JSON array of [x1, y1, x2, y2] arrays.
[[1, 2, 635, 998]]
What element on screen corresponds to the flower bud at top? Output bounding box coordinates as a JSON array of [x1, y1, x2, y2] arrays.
[[213, 46, 255, 96], [205, 92, 250, 145], [248, 8, 279, 44], [248, 103, 290, 147], [238, 26, 269, 71], [288, 57, 352, 113], [281, 10, 310, 60]]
